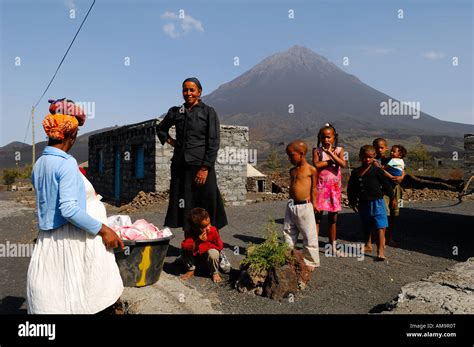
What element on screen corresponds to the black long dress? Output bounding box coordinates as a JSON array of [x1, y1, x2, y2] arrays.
[[155, 101, 228, 230]]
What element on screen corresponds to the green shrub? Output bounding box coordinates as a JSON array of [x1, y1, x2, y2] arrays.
[[19, 164, 32, 179], [407, 144, 432, 170], [1, 165, 32, 185], [2, 169, 18, 185], [240, 220, 291, 272]]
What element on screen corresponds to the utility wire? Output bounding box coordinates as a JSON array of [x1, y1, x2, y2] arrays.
[[23, 0, 96, 146]]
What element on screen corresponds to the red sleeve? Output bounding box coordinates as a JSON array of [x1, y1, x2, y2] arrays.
[[197, 227, 224, 255], [207, 227, 224, 252], [198, 241, 213, 255], [181, 230, 196, 254]]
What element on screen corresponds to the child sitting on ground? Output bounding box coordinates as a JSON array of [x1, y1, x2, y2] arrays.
[[347, 145, 395, 261], [180, 207, 224, 283], [284, 140, 320, 271]]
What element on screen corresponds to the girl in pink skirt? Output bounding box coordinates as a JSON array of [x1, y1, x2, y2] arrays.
[[312, 123, 347, 257]]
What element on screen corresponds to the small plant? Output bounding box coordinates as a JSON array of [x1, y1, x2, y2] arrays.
[[240, 220, 291, 273]]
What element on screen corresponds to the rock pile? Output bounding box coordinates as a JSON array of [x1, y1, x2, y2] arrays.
[[248, 192, 289, 203], [402, 188, 459, 202], [248, 188, 463, 206], [118, 191, 169, 213]]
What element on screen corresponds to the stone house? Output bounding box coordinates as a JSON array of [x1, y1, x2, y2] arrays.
[[88, 118, 249, 206], [246, 164, 271, 193]]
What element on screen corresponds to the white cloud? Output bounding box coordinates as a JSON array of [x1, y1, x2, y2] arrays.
[[161, 11, 204, 38], [423, 51, 446, 60], [163, 23, 179, 39]]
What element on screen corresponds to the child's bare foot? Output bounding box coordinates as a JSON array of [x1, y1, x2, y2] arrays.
[[364, 245, 373, 253], [180, 270, 195, 281], [376, 249, 386, 261], [212, 273, 222, 283]]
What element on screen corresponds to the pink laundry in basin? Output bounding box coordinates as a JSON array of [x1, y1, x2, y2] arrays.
[[108, 216, 172, 240]]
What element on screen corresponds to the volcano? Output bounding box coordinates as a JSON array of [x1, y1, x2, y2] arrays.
[[203, 45, 471, 142]]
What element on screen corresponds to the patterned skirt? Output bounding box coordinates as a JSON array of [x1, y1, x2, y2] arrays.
[[316, 170, 342, 213]]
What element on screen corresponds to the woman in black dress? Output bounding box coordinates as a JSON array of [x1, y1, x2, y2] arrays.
[[156, 77, 228, 231]]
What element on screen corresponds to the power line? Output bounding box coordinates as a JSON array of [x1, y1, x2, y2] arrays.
[[22, 116, 31, 146], [34, 0, 96, 108], [23, 0, 96, 147]]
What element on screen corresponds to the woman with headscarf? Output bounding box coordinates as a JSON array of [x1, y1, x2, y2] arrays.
[[27, 99, 124, 314], [156, 78, 228, 231]]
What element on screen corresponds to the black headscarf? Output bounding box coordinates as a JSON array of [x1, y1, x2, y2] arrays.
[[182, 77, 202, 91]]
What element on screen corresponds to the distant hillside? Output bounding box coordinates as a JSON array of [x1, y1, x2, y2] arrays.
[[0, 127, 118, 169]]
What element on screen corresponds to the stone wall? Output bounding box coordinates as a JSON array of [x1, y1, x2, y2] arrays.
[[155, 124, 249, 206], [89, 119, 249, 206], [88, 119, 159, 203], [464, 134, 474, 190], [154, 127, 175, 192], [215, 125, 249, 206]]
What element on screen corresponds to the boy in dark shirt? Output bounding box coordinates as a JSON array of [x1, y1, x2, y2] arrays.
[[348, 145, 395, 261]]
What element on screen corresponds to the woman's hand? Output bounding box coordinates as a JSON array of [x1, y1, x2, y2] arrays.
[[195, 167, 208, 186], [98, 224, 124, 250]]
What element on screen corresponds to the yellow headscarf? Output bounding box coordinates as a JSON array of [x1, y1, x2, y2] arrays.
[[42, 114, 79, 141]]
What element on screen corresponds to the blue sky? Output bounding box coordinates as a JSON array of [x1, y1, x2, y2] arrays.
[[1, 0, 472, 146]]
